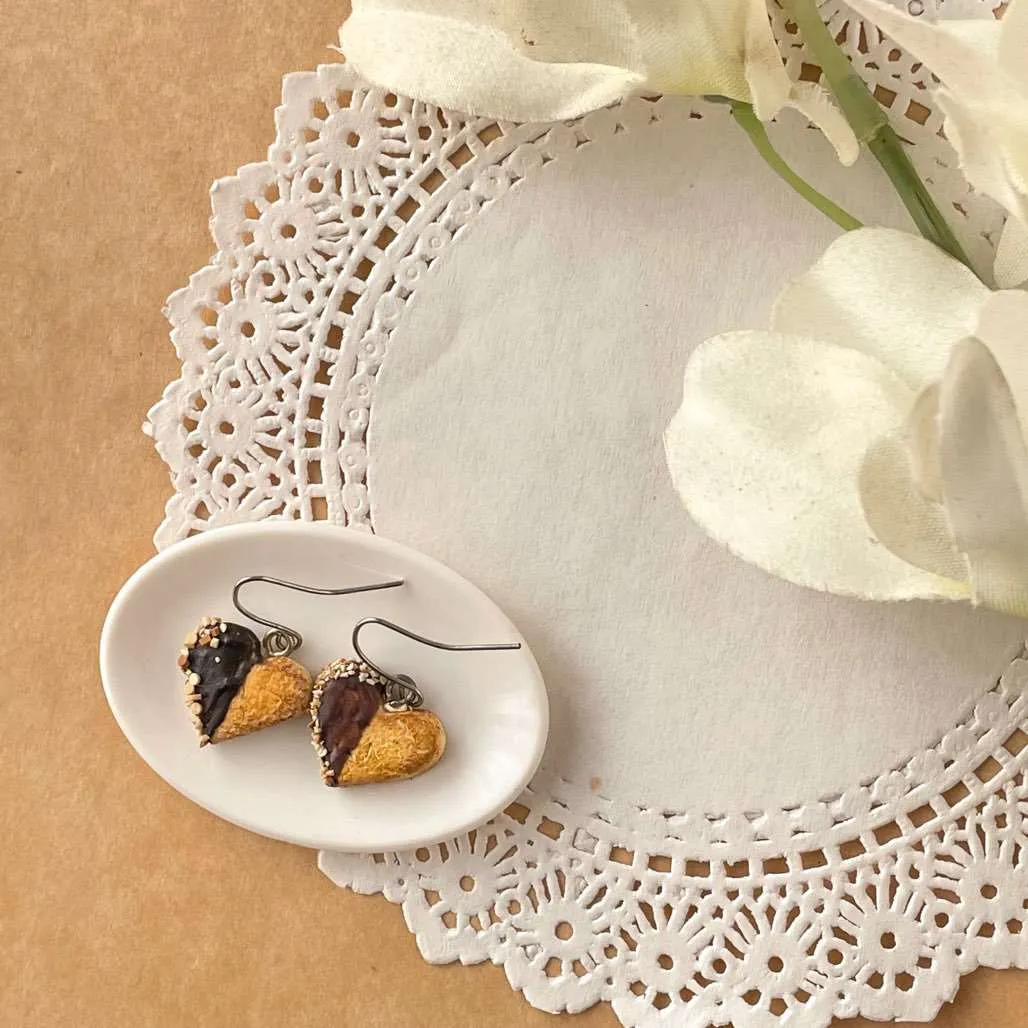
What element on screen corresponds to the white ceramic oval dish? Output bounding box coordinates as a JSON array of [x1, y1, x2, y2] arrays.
[[99, 522, 549, 851]]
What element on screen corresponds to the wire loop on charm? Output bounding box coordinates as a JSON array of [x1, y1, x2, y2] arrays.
[[261, 628, 299, 659], [351, 617, 522, 709], [232, 575, 405, 658]]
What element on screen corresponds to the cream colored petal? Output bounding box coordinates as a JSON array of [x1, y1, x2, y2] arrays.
[[780, 82, 859, 166], [860, 292, 1028, 615], [771, 228, 989, 390], [339, 0, 848, 138], [1000, 0, 1028, 97], [858, 385, 969, 583], [338, 5, 644, 122], [849, 0, 1028, 229], [995, 215, 1028, 289], [846, 0, 1005, 100], [939, 332, 1028, 617], [937, 91, 1028, 229], [904, 383, 943, 503], [859, 433, 967, 583], [745, 64, 858, 165], [665, 330, 966, 601]]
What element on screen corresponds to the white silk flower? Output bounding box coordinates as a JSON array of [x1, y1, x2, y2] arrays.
[[666, 227, 1028, 617], [847, 0, 1028, 287], [338, 0, 858, 162]]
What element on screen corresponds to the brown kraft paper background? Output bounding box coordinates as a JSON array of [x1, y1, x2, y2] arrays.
[[1, 1, 1026, 1024]]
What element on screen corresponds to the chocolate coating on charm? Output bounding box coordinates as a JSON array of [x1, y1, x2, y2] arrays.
[[315, 666, 382, 782], [183, 618, 261, 740]]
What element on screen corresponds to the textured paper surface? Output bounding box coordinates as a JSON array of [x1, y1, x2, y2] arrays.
[[2, 0, 1027, 1024], [369, 103, 1025, 812]]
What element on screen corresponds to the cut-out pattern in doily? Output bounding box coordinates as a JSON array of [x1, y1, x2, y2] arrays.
[[146, 4, 1028, 1024]]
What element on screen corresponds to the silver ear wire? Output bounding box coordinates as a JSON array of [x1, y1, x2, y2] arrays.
[[351, 616, 521, 709], [233, 575, 405, 658]]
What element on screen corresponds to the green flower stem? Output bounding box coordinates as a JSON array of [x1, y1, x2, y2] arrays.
[[781, 0, 974, 268], [730, 101, 862, 231]]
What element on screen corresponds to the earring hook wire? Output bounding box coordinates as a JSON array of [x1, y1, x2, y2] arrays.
[[233, 575, 405, 657], [351, 616, 521, 708]]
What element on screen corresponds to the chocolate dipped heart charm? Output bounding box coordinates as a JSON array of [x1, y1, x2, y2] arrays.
[[310, 658, 446, 786], [179, 616, 313, 745]]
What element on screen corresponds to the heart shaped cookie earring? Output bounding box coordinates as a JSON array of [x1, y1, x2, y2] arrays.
[[180, 575, 403, 746], [310, 617, 521, 787]]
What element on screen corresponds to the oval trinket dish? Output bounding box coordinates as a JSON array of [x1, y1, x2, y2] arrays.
[[100, 522, 548, 851]]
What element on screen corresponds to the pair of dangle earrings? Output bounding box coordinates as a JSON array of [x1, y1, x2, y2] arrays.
[[178, 574, 519, 787]]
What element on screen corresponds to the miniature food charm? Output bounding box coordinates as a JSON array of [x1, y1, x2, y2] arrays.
[[180, 617, 313, 745], [310, 658, 446, 786]]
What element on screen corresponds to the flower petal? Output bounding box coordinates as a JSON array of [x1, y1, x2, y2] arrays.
[[858, 431, 968, 584], [937, 91, 1028, 229], [846, 0, 1005, 101], [338, 0, 850, 143], [903, 383, 944, 504], [338, 4, 644, 122], [849, 0, 1028, 230], [1000, 0, 1028, 98], [744, 62, 859, 165], [859, 292, 1028, 616], [779, 82, 860, 167], [739, 7, 856, 161], [665, 330, 967, 601], [939, 302, 1028, 615], [771, 228, 989, 390], [995, 214, 1028, 289]]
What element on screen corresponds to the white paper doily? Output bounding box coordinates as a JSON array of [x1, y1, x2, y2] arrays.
[[146, 3, 1028, 1024]]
